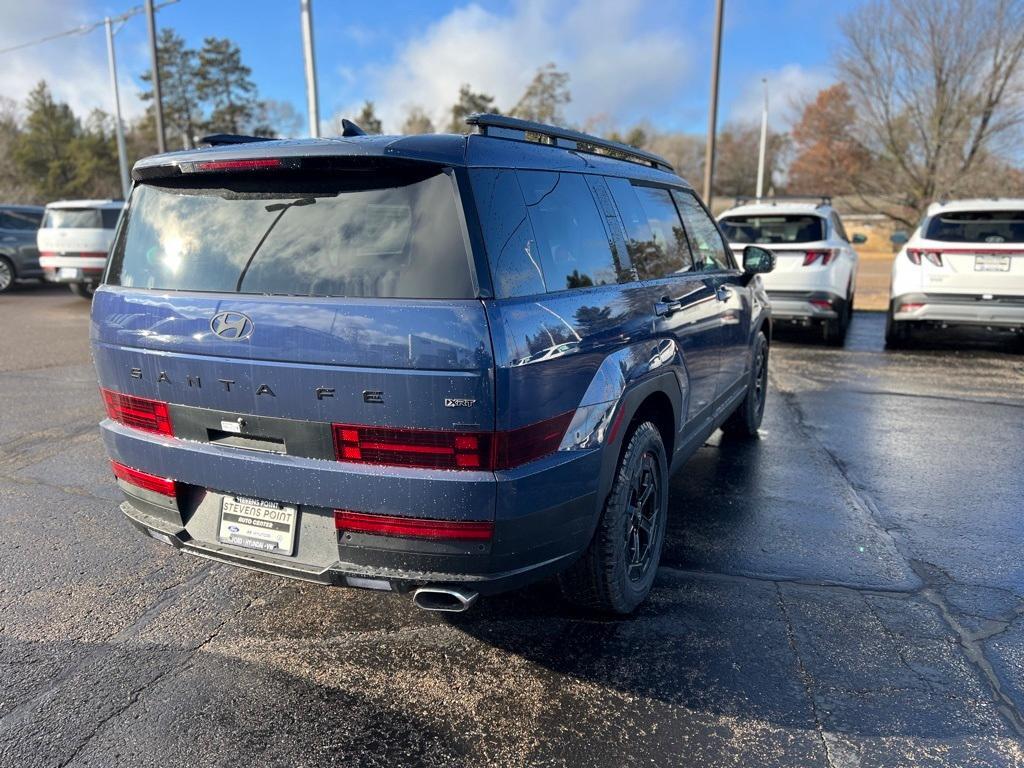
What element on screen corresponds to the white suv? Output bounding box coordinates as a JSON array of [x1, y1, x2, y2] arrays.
[[719, 199, 860, 344], [37, 199, 124, 299], [886, 199, 1024, 347]]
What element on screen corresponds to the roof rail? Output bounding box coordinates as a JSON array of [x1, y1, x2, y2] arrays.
[[734, 194, 832, 208], [466, 113, 674, 173], [199, 133, 277, 147]]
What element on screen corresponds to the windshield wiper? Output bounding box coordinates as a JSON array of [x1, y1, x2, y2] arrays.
[[235, 197, 316, 292]]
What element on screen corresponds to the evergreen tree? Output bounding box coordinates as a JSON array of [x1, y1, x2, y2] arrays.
[[510, 64, 570, 125], [355, 101, 383, 134], [197, 37, 257, 134], [140, 29, 201, 149], [12, 82, 80, 201], [447, 85, 499, 133], [400, 106, 435, 135]]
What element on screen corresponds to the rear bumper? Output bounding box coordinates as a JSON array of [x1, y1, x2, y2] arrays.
[[40, 256, 106, 283], [767, 290, 843, 321], [103, 420, 599, 596], [892, 293, 1024, 328]]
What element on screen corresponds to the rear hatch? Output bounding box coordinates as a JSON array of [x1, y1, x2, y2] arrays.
[[92, 163, 495, 466], [719, 212, 830, 287], [915, 208, 1024, 297], [37, 206, 119, 256]]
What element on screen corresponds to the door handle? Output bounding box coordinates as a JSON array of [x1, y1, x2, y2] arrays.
[[654, 296, 682, 317], [716, 285, 732, 302]]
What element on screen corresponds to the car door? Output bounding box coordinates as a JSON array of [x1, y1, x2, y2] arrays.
[[672, 189, 752, 404], [605, 177, 722, 428]]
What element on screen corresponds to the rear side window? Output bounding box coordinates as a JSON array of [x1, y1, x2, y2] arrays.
[[517, 170, 619, 291], [719, 214, 825, 244], [101, 208, 122, 229], [925, 210, 1024, 243], [673, 191, 732, 271], [468, 169, 546, 297], [607, 180, 693, 280], [108, 170, 476, 299], [0, 210, 42, 230], [43, 208, 103, 229]]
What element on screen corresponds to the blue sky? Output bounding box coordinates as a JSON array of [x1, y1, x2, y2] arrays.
[[1, 0, 864, 136]]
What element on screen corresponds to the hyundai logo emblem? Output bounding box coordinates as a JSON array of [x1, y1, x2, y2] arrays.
[[210, 311, 254, 340]]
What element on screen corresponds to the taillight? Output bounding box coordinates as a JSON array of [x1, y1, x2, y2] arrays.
[[331, 412, 573, 471], [111, 460, 177, 497], [899, 302, 925, 312], [195, 158, 282, 172], [907, 249, 942, 266], [803, 249, 838, 266], [101, 389, 174, 436], [334, 510, 493, 541], [809, 298, 833, 310]]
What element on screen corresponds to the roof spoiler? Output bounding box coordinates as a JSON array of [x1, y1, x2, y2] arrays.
[[734, 195, 832, 208], [199, 133, 277, 147], [466, 113, 674, 173]]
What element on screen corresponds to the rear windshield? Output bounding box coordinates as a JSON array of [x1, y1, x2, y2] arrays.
[[719, 214, 825, 244], [107, 170, 475, 298], [43, 208, 120, 229], [924, 210, 1024, 243]]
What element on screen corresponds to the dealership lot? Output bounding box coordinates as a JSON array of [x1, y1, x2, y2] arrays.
[[0, 285, 1022, 767]]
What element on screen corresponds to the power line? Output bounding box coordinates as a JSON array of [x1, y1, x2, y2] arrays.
[[0, 0, 179, 56]]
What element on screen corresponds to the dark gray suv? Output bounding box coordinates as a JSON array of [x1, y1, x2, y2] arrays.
[[0, 205, 45, 293]]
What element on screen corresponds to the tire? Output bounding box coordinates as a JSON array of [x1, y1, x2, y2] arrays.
[[822, 292, 852, 346], [559, 421, 668, 615], [721, 331, 769, 437], [884, 301, 912, 349], [69, 283, 95, 300], [0, 256, 14, 293]]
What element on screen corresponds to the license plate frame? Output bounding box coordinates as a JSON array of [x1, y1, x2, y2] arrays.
[[57, 267, 79, 280], [974, 254, 1011, 272], [218, 495, 298, 556]]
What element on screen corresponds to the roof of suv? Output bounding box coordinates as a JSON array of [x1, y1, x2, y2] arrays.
[[132, 114, 688, 189], [925, 198, 1024, 216], [45, 199, 124, 210], [720, 201, 832, 219]]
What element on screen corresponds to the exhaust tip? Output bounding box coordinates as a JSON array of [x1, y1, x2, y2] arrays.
[[412, 586, 479, 613]]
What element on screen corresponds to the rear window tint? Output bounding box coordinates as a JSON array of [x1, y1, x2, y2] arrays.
[[719, 214, 825, 244], [107, 170, 476, 298], [43, 208, 105, 229], [925, 210, 1024, 243], [517, 170, 618, 291]]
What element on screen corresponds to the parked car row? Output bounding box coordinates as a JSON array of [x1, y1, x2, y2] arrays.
[[0, 199, 124, 297]]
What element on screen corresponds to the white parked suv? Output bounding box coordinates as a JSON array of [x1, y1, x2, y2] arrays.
[[37, 199, 124, 298], [886, 199, 1024, 347], [719, 198, 860, 344]]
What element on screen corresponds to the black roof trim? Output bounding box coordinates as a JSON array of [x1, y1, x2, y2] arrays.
[[465, 113, 674, 173], [200, 133, 277, 147]]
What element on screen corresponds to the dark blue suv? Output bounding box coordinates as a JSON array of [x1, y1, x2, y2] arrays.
[[92, 115, 775, 614]]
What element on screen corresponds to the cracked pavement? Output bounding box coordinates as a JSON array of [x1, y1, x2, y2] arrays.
[[1, 286, 1023, 767]]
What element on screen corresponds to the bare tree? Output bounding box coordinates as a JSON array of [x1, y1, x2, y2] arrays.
[[839, 0, 1024, 225]]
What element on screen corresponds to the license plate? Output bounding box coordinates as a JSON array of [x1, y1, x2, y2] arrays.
[[975, 254, 1010, 272], [218, 496, 297, 555], [58, 267, 78, 279]]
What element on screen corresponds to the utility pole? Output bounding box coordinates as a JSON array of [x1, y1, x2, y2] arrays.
[[104, 18, 130, 200], [702, 0, 725, 203], [300, 0, 320, 138], [145, 0, 166, 153], [756, 77, 769, 200]]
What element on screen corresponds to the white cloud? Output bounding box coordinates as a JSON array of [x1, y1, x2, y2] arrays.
[[0, 0, 145, 122], [727, 64, 833, 130], [328, 0, 694, 134]]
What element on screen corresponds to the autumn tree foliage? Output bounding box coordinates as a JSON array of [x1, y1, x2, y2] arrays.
[[787, 84, 869, 196]]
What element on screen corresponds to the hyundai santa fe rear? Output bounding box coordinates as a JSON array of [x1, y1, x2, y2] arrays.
[[94, 116, 775, 614]]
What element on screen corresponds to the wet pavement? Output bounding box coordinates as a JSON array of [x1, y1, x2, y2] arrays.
[[1, 285, 1023, 767]]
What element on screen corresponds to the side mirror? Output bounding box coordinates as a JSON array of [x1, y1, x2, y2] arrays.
[[851, 233, 868, 245], [890, 231, 909, 246], [743, 245, 775, 274]]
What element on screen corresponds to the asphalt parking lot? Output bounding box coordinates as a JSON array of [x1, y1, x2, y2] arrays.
[[1, 284, 1023, 767]]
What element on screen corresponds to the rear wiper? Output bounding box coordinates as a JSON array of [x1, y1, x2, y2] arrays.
[[235, 197, 316, 292]]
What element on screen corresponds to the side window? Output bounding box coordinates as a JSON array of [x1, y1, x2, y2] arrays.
[[517, 170, 619, 291], [468, 169, 546, 298], [672, 190, 732, 271], [832, 212, 849, 242], [0, 211, 39, 231], [101, 208, 122, 229], [605, 178, 694, 280]]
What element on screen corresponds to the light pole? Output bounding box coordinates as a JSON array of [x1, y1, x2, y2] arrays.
[[300, 0, 320, 138], [756, 78, 769, 200], [702, 0, 725, 203], [104, 18, 130, 199], [145, 0, 166, 153]]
